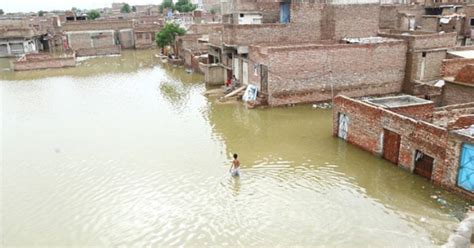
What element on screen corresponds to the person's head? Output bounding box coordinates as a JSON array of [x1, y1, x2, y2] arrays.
[[233, 153, 238, 159]]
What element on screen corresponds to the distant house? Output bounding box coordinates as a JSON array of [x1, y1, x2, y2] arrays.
[[0, 27, 43, 57]]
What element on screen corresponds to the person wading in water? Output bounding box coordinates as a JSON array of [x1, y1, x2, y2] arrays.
[[229, 153, 240, 177]]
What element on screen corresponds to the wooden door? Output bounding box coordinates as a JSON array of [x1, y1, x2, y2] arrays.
[[383, 129, 401, 164], [414, 150, 434, 180]]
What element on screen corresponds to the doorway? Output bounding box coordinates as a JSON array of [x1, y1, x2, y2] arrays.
[[383, 129, 401, 164], [458, 143, 474, 191], [338, 113, 349, 140], [414, 150, 434, 180], [280, 1, 291, 24]]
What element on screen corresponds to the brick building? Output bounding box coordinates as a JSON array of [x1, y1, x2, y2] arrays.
[[333, 95, 474, 200], [247, 38, 407, 106], [176, 24, 223, 73], [63, 20, 134, 55], [440, 47, 474, 105], [206, 2, 384, 88], [132, 16, 163, 49], [378, 30, 458, 101]]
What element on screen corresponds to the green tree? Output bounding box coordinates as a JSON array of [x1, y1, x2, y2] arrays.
[[174, 0, 196, 13], [71, 7, 77, 12], [121, 3, 131, 13], [155, 22, 186, 53], [132, 6, 137, 12], [87, 10, 100, 20], [0, 9, 4, 15], [38, 10, 44, 16], [159, 0, 174, 14]]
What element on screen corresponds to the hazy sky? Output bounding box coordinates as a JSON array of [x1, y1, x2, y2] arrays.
[[2, 0, 163, 13]]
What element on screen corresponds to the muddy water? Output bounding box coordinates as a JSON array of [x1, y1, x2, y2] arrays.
[[1, 50, 471, 247]]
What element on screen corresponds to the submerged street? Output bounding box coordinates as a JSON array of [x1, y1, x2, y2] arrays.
[[1, 50, 471, 247]]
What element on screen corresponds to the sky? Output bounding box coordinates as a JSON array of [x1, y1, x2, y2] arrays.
[[2, 0, 163, 13]]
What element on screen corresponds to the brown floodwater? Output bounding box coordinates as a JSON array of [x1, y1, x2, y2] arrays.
[[1, 50, 471, 247]]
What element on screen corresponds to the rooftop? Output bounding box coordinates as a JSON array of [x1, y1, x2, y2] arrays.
[[447, 50, 474, 59], [365, 95, 433, 108]]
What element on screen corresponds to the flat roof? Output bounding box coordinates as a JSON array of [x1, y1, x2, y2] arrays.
[[452, 125, 474, 138], [365, 95, 433, 108], [447, 50, 474, 59]]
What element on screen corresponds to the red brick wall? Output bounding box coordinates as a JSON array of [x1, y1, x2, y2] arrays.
[[62, 20, 133, 31], [448, 115, 474, 130], [455, 64, 474, 84], [389, 103, 434, 122], [442, 82, 474, 105], [249, 41, 407, 106], [75, 45, 121, 57], [379, 31, 457, 50], [13, 56, 76, 71], [441, 58, 474, 77], [433, 102, 474, 127]]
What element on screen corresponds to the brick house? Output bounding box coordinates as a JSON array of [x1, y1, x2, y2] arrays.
[[62, 20, 134, 56], [206, 1, 384, 87], [333, 95, 474, 200], [247, 38, 408, 106]]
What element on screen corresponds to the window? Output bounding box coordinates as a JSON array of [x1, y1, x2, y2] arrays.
[[471, 18, 474, 27], [422, 52, 426, 58], [240, 13, 244, 18]]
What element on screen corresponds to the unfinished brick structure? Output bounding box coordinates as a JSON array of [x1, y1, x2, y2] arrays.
[[440, 47, 474, 105], [379, 4, 425, 30], [246, 38, 407, 106], [12, 52, 76, 71], [378, 30, 457, 99], [442, 64, 474, 105], [63, 20, 136, 54], [175, 24, 223, 73], [333, 95, 474, 200]]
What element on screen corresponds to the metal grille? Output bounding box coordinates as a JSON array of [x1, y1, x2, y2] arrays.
[[458, 143, 474, 191]]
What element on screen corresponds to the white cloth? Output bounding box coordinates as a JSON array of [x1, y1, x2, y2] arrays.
[[230, 168, 240, 177]]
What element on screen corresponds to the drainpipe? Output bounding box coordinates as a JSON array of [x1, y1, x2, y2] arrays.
[[420, 52, 426, 81], [6, 43, 11, 56]]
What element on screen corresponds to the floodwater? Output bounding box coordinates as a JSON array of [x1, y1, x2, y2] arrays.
[[1, 50, 471, 247]]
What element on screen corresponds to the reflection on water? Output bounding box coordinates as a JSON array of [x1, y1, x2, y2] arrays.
[[1, 50, 471, 247]]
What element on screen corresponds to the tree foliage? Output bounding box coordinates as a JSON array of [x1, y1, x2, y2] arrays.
[[159, 0, 196, 13], [155, 22, 186, 49], [38, 10, 44, 16], [174, 0, 197, 13], [87, 10, 100, 20], [0, 9, 4, 15], [121, 3, 131, 13], [159, 0, 174, 14], [132, 6, 137, 12]]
